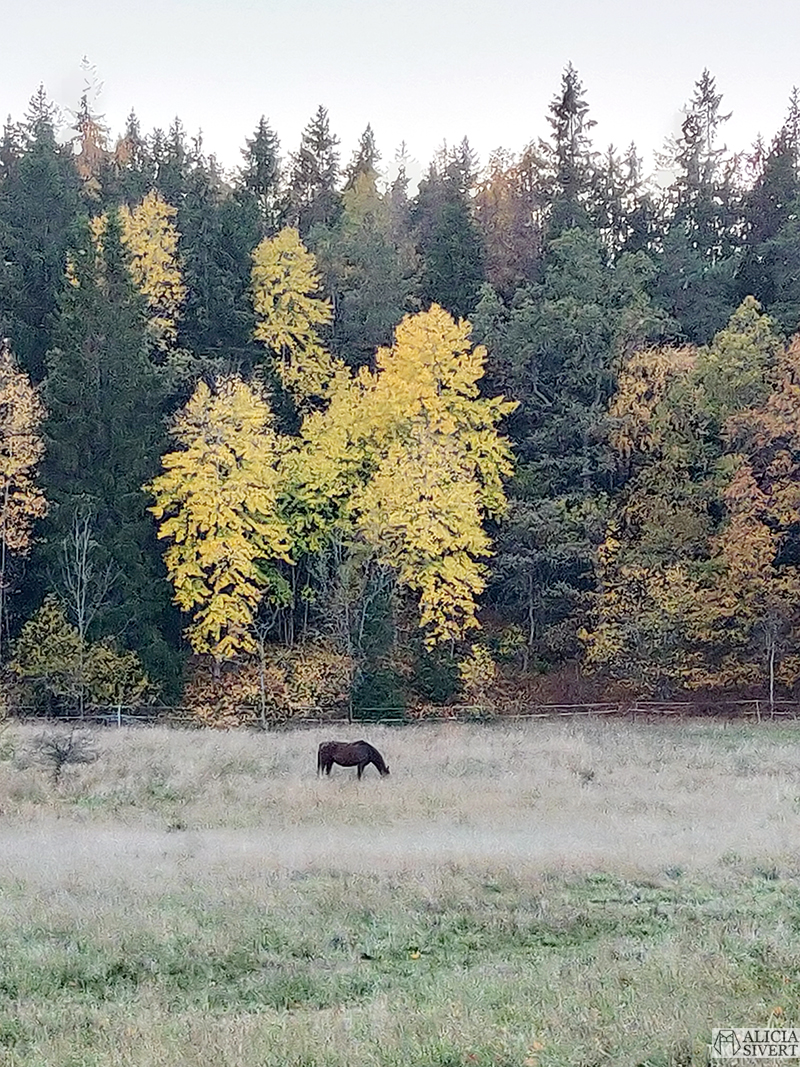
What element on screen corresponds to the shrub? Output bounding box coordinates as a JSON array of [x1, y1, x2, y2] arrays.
[[29, 728, 97, 783]]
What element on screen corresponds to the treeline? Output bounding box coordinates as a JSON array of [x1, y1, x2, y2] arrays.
[[2, 65, 800, 720]]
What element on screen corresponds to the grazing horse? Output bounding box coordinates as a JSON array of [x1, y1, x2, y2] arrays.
[[317, 740, 390, 779]]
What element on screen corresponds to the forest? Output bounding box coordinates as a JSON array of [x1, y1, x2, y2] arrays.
[[1, 64, 799, 721]]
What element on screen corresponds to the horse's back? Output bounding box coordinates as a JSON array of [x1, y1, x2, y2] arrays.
[[317, 739, 389, 775]]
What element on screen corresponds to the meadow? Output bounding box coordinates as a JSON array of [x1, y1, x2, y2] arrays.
[[0, 718, 799, 1066]]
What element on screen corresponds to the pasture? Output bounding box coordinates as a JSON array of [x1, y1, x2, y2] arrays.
[[0, 718, 799, 1066]]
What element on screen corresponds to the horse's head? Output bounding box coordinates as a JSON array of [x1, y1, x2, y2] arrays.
[[380, 764, 390, 777]]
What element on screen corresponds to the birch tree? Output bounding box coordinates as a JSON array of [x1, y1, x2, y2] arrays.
[[0, 339, 47, 659]]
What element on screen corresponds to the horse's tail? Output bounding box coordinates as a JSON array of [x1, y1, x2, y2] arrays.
[[317, 744, 324, 775]]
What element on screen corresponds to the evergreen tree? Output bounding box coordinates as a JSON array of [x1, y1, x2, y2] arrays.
[[344, 124, 380, 189], [594, 143, 656, 258], [238, 115, 282, 236], [177, 153, 261, 372], [312, 147, 418, 369], [153, 118, 191, 206], [104, 110, 154, 208], [738, 90, 800, 333], [541, 64, 597, 237], [473, 146, 546, 298], [472, 228, 663, 662], [41, 212, 180, 693], [0, 87, 81, 381], [654, 71, 741, 343], [287, 106, 341, 235], [70, 92, 110, 204], [413, 140, 485, 319]]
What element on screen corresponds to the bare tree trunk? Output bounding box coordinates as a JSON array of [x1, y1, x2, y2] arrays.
[[59, 510, 116, 718]]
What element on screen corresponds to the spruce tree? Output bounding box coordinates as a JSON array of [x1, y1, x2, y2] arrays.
[[103, 111, 154, 208], [344, 124, 380, 190], [0, 87, 80, 382], [177, 154, 261, 370], [41, 212, 181, 693], [541, 64, 597, 237], [238, 115, 282, 235], [413, 140, 485, 319], [472, 229, 663, 663], [287, 106, 341, 235], [738, 90, 800, 332], [653, 71, 740, 343], [311, 128, 417, 369]]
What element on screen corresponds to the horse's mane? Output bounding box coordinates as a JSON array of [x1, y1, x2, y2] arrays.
[[358, 740, 388, 773]]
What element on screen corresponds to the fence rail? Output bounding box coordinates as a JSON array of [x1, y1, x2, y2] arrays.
[[4, 697, 800, 727]]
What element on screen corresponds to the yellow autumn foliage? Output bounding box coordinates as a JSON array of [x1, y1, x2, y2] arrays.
[[119, 191, 186, 349], [147, 377, 292, 662], [291, 305, 516, 644], [90, 193, 185, 350], [610, 345, 697, 458], [0, 341, 47, 554], [251, 227, 339, 402]]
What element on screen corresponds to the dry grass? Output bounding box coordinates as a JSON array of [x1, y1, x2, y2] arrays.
[[0, 718, 799, 1066]]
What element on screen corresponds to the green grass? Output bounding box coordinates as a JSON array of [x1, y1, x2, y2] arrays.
[[1, 864, 799, 1065], [1, 719, 800, 1065]]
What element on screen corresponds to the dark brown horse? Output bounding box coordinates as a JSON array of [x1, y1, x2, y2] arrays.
[[317, 740, 390, 779]]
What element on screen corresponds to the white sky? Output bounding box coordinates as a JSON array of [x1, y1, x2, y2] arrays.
[[2, 0, 799, 184]]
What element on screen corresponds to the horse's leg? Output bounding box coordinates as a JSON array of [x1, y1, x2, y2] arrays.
[[325, 760, 332, 776], [357, 762, 364, 780]]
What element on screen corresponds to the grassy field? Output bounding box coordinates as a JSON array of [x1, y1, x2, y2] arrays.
[[0, 718, 799, 1066]]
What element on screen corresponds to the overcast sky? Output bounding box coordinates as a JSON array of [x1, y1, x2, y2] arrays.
[[2, 0, 799, 184]]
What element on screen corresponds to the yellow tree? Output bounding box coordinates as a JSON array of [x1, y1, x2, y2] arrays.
[[118, 191, 186, 351], [587, 300, 794, 697], [686, 335, 800, 703], [251, 227, 338, 403], [354, 307, 515, 643], [147, 377, 292, 665], [91, 192, 186, 353], [290, 305, 515, 645], [0, 340, 47, 659], [580, 531, 702, 693]]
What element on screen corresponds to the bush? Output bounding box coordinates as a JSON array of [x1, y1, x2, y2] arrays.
[[352, 669, 406, 721], [29, 728, 97, 783], [412, 646, 460, 704]]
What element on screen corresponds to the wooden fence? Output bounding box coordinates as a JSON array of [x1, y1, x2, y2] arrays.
[[5, 697, 800, 727]]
